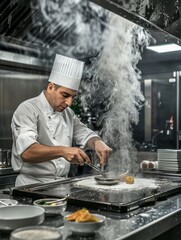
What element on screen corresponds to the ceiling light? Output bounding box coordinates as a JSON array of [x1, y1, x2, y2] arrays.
[[169, 78, 176, 83], [146, 43, 181, 53]]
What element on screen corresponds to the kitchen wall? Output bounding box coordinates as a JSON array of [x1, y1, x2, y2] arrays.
[[0, 67, 48, 149]]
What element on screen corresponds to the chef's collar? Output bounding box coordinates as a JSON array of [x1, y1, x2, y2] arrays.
[[40, 91, 62, 116]]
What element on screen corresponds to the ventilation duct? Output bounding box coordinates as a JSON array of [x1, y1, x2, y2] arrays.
[[90, 0, 181, 44]]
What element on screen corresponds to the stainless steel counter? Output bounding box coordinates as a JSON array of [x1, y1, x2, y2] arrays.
[[0, 167, 17, 189], [1, 192, 181, 240], [1, 176, 181, 240]]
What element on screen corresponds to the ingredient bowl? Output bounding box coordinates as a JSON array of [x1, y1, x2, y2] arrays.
[[64, 213, 105, 235], [33, 198, 67, 216]]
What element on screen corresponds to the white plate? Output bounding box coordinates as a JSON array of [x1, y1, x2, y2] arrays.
[[0, 205, 45, 231], [10, 226, 62, 240]]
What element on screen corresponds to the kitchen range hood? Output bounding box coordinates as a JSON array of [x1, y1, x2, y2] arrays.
[[0, 0, 181, 71], [0, 0, 181, 48], [90, 0, 181, 44]]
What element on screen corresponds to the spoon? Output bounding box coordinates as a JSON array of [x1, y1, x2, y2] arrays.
[[43, 194, 69, 205], [0, 200, 11, 206]]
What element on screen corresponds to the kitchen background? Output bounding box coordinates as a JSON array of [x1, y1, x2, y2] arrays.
[[1, 0, 181, 186]]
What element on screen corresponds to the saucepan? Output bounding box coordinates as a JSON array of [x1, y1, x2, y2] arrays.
[[94, 170, 129, 185]]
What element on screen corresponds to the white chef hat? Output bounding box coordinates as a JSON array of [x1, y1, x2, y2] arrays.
[[48, 54, 85, 90]]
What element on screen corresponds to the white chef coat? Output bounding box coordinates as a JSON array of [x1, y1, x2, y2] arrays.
[[11, 91, 99, 186]]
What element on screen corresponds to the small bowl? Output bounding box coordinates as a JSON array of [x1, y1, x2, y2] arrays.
[[0, 199, 18, 207], [0, 205, 45, 231], [64, 213, 105, 235], [10, 226, 62, 240], [33, 198, 67, 216]]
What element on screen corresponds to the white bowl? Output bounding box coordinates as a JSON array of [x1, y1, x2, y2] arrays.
[[10, 226, 62, 240], [64, 213, 106, 235], [0, 205, 45, 231], [0, 198, 18, 207], [33, 198, 67, 216]]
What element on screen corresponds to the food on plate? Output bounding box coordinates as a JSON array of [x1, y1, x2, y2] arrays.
[[66, 208, 100, 222], [125, 176, 134, 184]]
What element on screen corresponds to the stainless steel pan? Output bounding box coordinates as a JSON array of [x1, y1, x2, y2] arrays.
[[94, 170, 129, 185]]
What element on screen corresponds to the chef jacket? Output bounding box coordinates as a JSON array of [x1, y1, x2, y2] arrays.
[[11, 91, 99, 186]]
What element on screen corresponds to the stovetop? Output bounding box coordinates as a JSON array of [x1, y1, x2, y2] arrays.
[[11, 175, 181, 213]]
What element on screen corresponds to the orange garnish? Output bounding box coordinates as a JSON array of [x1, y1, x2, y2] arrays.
[[66, 208, 100, 222]]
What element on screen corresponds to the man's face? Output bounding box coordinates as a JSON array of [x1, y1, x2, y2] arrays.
[[46, 83, 77, 112]]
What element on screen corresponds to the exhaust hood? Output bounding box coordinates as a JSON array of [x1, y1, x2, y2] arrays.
[[90, 0, 181, 44], [0, 0, 181, 49], [0, 0, 181, 70]]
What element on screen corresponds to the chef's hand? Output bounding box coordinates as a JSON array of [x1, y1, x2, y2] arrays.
[[94, 140, 112, 165], [62, 147, 91, 165]]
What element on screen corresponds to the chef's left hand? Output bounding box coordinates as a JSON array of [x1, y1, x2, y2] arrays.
[[94, 140, 112, 165]]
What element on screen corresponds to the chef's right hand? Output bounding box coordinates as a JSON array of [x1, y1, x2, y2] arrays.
[[62, 147, 91, 165]]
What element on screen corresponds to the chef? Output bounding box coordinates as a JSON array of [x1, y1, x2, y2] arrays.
[[11, 54, 112, 186]]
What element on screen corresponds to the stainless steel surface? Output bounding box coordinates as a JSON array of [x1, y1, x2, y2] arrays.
[[2, 179, 181, 239], [90, 0, 181, 42], [0, 167, 17, 189], [0, 50, 49, 71], [0, 70, 48, 149], [12, 174, 181, 214]]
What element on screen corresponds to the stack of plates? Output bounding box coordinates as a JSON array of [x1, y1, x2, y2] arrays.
[[157, 149, 181, 172]]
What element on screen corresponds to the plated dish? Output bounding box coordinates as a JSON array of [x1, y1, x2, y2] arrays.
[[64, 208, 105, 235]]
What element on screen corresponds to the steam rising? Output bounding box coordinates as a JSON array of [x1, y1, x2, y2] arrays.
[[81, 15, 151, 174], [31, 0, 107, 58], [32, 0, 151, 174]]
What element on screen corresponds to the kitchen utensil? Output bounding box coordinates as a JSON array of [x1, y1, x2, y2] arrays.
[[85, 162, 106, 178], [42, 194, 69, 204], [33, 198, 67, 216], [64, 213, 105, 235], [94, 170, 129, 185], [0, 205, 45, 231]]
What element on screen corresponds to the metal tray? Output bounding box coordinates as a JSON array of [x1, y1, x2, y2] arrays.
[[11, 175, 181, 213]]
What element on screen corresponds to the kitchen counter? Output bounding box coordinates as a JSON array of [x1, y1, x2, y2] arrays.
[[1, 179, 181, 240]]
